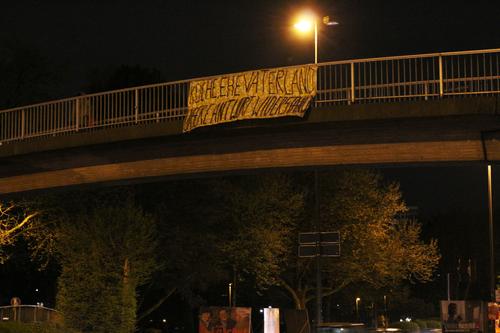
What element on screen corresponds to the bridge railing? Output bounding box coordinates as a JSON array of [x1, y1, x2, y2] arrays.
[[0, 305, 62, 324], [1, 48, 499, 144], [316, 48, 500, 105]]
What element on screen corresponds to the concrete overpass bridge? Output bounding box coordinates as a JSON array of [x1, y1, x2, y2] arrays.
[[1, 48, 500, 194]]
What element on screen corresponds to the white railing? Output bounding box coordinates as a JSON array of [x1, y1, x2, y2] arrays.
[[0, 305, 62, 324], [1, 48, 499, 144]]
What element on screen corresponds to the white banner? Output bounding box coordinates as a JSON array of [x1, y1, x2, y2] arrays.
[[264, 308, 280, 333]]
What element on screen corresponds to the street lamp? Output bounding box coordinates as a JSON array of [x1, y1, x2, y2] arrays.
[[293, 11, 338, 64], [355, 297, 361, 321]]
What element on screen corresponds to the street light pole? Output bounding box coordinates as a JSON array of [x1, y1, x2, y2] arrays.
[[355, 298, 361, 322], [314, 19, 318, 64], [314, 170, 322, 328], [487, 165, 495, 302], [293, 12, 337, 65]]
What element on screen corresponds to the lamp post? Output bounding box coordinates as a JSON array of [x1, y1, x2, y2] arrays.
[[355, 297, 361, 322], [293, 11, 338, 330], [293, 11, 338, 64]]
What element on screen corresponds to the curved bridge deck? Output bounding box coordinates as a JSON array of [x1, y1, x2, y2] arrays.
[[1, 49, 499, 194]]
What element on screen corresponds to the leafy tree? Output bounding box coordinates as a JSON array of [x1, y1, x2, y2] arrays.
[[27, 190, 158, 333], [0, 202, 39, 263], [219, 170, 440, 310], [135, 179, 229, 321], [218, 174, 305, 290]]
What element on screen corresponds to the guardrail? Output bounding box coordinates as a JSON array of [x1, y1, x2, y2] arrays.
[[0, 305, 62, 324], [1, 48, 499, 144]]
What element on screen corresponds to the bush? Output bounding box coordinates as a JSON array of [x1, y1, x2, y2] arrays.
[[0, 322, 79, 333], [424, 320, 441, 329], [390, 321, 420, 332], [414, 320, 427, 329]]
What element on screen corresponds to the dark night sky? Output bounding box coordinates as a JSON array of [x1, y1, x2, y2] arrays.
[[0, 0, 499, 309], [1, 0, 500, 94]]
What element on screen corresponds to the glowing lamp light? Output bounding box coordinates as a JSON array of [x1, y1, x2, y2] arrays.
[[294, 19, 314, 33]]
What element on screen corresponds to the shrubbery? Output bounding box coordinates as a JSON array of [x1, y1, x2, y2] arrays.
[[390, 321, 421, 332], [414, 319, 427, 329], [390, 319, 442, 332], [425, 320, 442, 329]]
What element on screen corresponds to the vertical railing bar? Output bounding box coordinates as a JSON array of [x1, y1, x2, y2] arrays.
[[174, 84, 177, 116], [20, 109, 25, 139], [109, 93, 112, 126], [496, 53, 499, 92], [415, 58, 419, 98], [458, 55, 462, 92], [75, 98, 79, 132], [134, 89, 139, 124], [48, 104, 51, 134], [385, 61, 389, 99], [488, 54, 492, 92], [330, 65, 334, 104], [451, 55, 455, 93], [45, 104, 48, 135], [439, 55, 444, 97], [483, 53, 487, 92], [45, 104, 49, 135], [420, 58, 424, 98], [463, 55, 467, 92], [397, 60, 401, 98], [153, 86, 157, 122], [150, 87, 153, 120], [57, 102, 60, 134], [476, 54, 480, 92], [403, 58, 407, 97], [60, 102, 64, 133], [57, 102, 60, 133], [107, 93, 110, 127], [119, 92, 122, 124], [350, 62, 355, 103], [127, 91, 131, 123]]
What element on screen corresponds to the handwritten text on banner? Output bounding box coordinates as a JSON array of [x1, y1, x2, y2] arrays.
[[183, 65, 317, 132]]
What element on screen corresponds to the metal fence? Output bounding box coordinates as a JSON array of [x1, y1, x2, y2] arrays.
[[0, 305, 62, 324], [1, 48, 499, 144]]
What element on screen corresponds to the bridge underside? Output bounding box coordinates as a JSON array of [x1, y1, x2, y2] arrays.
[[1, 97, 499, 195]]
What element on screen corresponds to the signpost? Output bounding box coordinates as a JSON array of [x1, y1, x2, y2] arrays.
[[298, 231, 340, 258], [298, 230, 340, 331]]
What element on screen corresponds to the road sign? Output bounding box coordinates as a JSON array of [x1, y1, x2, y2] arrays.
[[299, 232, 320, 244], [298, 231, 340, 258], [299, 232, 340, 244], [320, 243, 340, 257], [320, 232, 339, 243], [298, 244, 318, 257]]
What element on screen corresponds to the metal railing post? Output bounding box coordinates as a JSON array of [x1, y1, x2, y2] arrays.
[[21, 109, 25, 139], [134, 89, 139, 124], [350, 62, 355, 103], [75, 97, 80, 132], [439, 55, 444, 97]]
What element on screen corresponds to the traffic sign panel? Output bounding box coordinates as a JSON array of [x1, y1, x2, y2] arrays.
[[298, 244, 318, 257], [299, 232, 320, 244], [320, 232, 340, 243], [320, 243, 340, 257]]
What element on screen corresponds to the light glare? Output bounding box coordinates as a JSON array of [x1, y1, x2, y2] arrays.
[[294, 20, 313, 33]]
